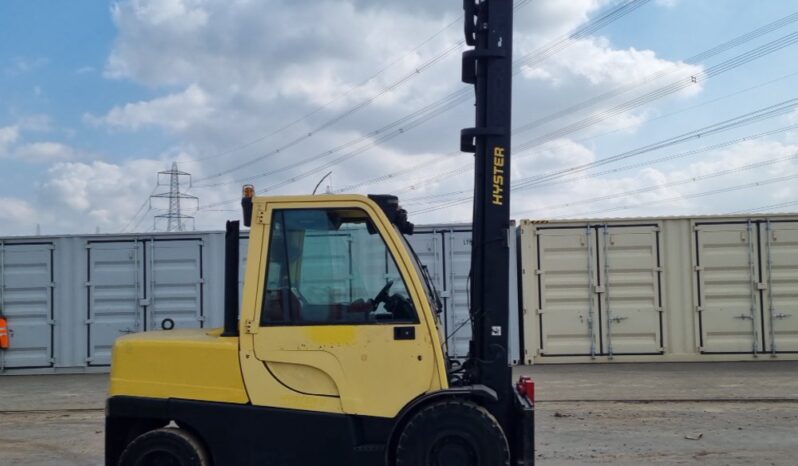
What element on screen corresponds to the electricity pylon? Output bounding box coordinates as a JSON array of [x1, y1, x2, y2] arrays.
[[151, 162, 198, 232]]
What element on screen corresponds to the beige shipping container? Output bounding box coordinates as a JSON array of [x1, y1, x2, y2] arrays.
[[519, 214, 798, 364]]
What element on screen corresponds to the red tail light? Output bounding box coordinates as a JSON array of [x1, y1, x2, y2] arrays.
[[516, 376, 535, 403]]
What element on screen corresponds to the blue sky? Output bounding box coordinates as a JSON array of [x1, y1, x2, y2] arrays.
[[1, 0, 797, 236]]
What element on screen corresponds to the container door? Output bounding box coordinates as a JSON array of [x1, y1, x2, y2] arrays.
[[695, 223, 763, 354], [0, 243, 54, 369], [443, 230, 474, 359], [597, 225, 663, 356], [761, 221, 798, 354], [87, 241, 144, 366], [146, 240, 204, 331], [537, 227, 599, 357]]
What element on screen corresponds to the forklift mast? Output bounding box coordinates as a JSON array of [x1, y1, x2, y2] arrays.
[[461, 0, 515, 425]]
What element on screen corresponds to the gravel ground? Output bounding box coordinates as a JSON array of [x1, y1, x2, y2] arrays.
[[2, 362, 798, 465], [2, 401, 797, 465]]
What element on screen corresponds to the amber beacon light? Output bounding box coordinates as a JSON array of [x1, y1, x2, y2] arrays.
[[241, 184, 255, 227]]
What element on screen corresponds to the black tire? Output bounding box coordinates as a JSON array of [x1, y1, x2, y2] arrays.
[[395, 400, 510, 466], [118, 427, 210, 466]]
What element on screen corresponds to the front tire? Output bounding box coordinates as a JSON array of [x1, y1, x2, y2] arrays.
[[118, 427, 210, 466], [395, 400, 510, 466]]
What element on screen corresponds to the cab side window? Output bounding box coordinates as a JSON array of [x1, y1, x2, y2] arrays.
[[261, 208, 417, 326]]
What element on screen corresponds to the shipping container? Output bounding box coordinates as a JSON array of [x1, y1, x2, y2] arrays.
[[0, 223, 520, 374], [519, 214, 798, 364], [406, 224, 521, 364]]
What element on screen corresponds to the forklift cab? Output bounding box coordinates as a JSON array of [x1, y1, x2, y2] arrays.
[[237, 194, 450, 419]]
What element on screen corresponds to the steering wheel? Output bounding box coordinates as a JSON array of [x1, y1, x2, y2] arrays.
[[372, 280, 395, 306]]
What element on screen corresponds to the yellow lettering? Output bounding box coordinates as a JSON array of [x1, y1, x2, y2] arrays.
[[492, 146, 506, 206]]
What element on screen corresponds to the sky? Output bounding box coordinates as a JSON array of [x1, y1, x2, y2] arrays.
[[1, 0, 797, 236]]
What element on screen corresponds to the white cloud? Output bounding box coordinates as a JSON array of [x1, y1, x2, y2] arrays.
[[0, 198, 38, 234], [0, 125, 19, 152], [4, 57, 49, 76], [86, 84, 213, 132], [33, 0, 725, 231], [75, 66, 96, 75], [656, 0, 679, 8], [13, 142, 78, 162]]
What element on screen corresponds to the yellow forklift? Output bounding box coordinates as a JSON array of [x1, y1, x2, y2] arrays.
[[105, 1, 535, 464]]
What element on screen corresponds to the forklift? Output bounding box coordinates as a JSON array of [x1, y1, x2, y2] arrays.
[[105, 1, 535, 464]]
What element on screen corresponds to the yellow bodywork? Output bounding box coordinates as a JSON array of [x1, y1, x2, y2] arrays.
[[110, 194, 448, 420], [109, 328, 248, 404]]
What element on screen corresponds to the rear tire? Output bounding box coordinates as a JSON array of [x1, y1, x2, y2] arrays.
[[118, 427, 210, 466], [395, 400, 510, 466]]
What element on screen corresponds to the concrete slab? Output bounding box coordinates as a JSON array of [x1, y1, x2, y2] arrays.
[[0, 373, 107, 412]]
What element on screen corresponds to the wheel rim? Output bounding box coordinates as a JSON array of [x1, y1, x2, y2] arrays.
[[137, 450, 182, 466], [429, 434, 479, 466]]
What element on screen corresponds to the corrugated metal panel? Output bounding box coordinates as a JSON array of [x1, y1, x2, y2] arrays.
[[598, 225, 662, 356], [762, 220, 798, 354], [443, 230, 474, 359], [403, 226, 520, 362], [404, 231, 447, 344], [87, 241, 143, 366], [0, 243, 54, 369], [695, 223, 763, 354], [146, 240, 204, 331]]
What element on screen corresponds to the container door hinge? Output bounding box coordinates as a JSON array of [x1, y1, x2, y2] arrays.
[[695, 306, 704, 313]]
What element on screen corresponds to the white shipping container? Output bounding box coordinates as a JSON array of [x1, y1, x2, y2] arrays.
[[520, 214, 798, 364]]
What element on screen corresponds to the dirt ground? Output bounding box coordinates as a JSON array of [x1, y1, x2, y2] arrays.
[[2, 362, 798, 465]]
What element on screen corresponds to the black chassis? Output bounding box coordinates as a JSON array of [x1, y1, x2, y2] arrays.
[[105, 385, 533, 466]]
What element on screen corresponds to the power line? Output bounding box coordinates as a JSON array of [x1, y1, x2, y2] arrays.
[[120, 185, 158, 233], [556, 172, 798, 219], [512, 11, 798, 137], [191, 0, 647, 188], [409, 98, 798, 214], [341, 11, 798, 194], [183, 13, 468, 166], [513, 152, 798, 216], [403, 124, 798, 206], [728, 200, 798, 214]]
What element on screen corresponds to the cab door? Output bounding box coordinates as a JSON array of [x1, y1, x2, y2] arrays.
[[240, 202, 443, 419]]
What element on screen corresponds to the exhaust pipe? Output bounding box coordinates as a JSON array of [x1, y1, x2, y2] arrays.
[[222, 220, 240, 337]]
